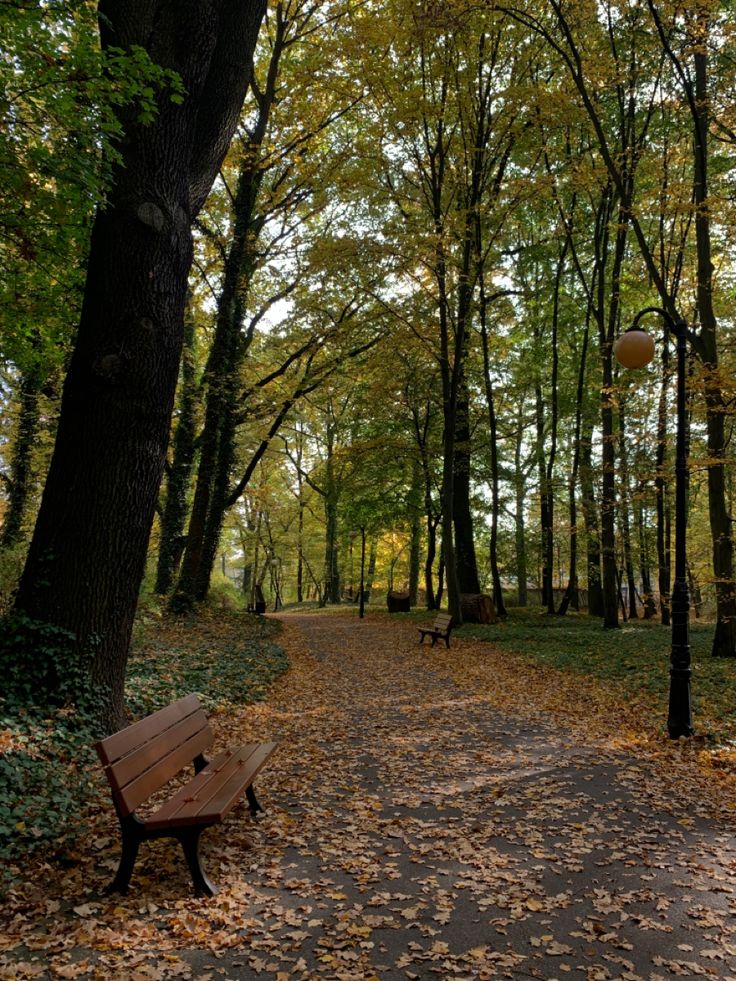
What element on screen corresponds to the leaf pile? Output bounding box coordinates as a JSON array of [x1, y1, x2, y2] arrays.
[[125, 609, 287, 716]]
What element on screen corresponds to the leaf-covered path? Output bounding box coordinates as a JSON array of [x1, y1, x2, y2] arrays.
[[3, 612, 736, 979]]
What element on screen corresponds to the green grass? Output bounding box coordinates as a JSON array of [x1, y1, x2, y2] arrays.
[[456, 607, 736, 743]]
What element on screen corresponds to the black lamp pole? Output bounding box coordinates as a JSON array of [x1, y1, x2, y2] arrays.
[[629, 306, 693, 738]]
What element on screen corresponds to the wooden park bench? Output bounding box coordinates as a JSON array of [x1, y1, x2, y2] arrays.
[[417, 611, 454, 648], [95, 694, 277, 897]]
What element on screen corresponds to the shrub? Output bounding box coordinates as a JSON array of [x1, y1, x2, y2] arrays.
[[0, 708, 97, 882]]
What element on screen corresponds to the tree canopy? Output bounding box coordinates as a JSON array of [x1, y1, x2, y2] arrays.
[[3, 0, 736, 727]]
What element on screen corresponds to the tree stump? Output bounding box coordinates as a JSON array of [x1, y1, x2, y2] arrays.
[[460, 593, 497, 624], [387, 591, 411, 613]]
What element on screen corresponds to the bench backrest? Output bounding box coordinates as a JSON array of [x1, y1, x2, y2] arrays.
[[433, 612, 453, 631], [95, 694, 214, 818]]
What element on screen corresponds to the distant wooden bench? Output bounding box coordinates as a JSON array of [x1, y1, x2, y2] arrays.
[[417, 612, 454, 648], [95, 694, 277, 897]]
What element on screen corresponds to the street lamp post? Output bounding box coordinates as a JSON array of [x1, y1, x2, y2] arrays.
[[614, 306, 694, 739]]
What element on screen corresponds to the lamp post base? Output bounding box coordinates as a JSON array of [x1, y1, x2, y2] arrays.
[[667, 666, 694, 739]]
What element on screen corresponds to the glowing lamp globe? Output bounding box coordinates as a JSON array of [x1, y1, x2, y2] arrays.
[[614, 328, 656, 369]]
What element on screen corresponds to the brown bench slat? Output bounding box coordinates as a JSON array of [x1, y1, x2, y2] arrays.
[[418, 612, 453, 647], [194, 742, 277, 823], [103, 711, 212, 795], [97, 694, 202, 765], [145, 741, 278, 830], [112, 726, 217, 818]]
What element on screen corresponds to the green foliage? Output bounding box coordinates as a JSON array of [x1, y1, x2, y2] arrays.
[[206, 572, 247, 612], [0, 611, 98, 887], [0, 542, 26, 615], [0, 4, 186, 381], [0, 610, 98, 885], [0, 707, 97, 882], [0, 611, 92, 710]]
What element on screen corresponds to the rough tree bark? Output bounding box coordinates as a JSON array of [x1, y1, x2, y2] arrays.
[[513, 404, 528, 607], [557, 300, 591, 617], [655, 337, 672, 626], [154, 306, 199, 594], [10, 0, 266, 731], [408, 457, 422, 607], [580, 422, 604, 617], [479, 308, 507, 619], [691, 30, 736, 657], [617, 395, 638, 620], [452, 374, 481, 595]]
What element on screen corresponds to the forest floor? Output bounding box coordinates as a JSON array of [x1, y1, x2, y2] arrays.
[[3, 610, 736, 979]]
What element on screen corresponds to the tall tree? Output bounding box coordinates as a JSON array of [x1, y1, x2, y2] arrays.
[[8, 0, 266, 730], [154, 303, 200, 594], [647, 0, 736, 657]]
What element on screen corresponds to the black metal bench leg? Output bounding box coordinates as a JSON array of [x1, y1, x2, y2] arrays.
[[246, 784, 263, 815], [444, 634, 450, 648], [179, 828, 217, 897], [107, 823, 141, 894]]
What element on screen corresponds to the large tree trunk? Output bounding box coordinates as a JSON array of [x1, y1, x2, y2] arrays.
[[408, 457, 422, 607], [514, 404, 528, 607], [485, 369, 507, 618], [580, 423, 604, 617], [545, 243, 565, 615], [479, 288, 507, 618], [155, 307, 199, 594], [618, 396, 638, 620], [172, 9, 295, 610], [410, 401, 439, 610], [194, 404, 237, 600], [655, 339, 672, 627], [597, 187, 631, 631], [557, 303, 590, 617], [636, 488, 657, 619], [10, 0, 265, 731], [452, 374, 480, 594], [599, 346, 619, 628], [424, 517, 439, 610], [691, 40, 736, 657], [535, 380, 554, 612], [172, 156, 266, 611]]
